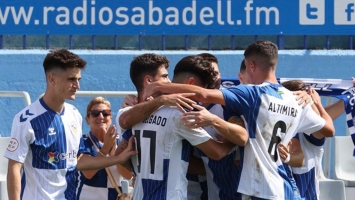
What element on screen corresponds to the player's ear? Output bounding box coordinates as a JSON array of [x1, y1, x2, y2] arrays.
[[48, 73, 56, 85], [186, 77, 195, 85], [144, 75, 152, 85], [238, 72, 244, 84]]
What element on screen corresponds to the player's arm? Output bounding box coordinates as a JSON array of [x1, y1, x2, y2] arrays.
[[114, 137, 134, 178], [324, 77, 355, 120], [114, 131, 133, 172], [278, 138, 304, 167], [7, 159, 23, 200], [144, 82, 226, 105], [119, 93, 196, 129], [308, 87, 335, 137], [77, 136, 137, 171], [195, 139, 235, 160], [181, 104, 248, 146], [324, 100, 344, 120]]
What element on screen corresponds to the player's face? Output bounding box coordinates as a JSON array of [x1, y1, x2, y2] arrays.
[[151, 66, 170, 83], [87, 103, 112, 139], [53, 67, 81, 101], [211, 62, 221, 89]]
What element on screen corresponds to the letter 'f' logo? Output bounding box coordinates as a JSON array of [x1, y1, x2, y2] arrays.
[[334, 0, 355, 25]]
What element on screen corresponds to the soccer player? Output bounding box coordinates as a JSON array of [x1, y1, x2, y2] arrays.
[[280, 80, 334, 200], [114, 53, 195, 156], [4, 49, 136, 200], [122, 55, 246, 200], [188, 53, 242, 200], [144, 40, 335, 199]]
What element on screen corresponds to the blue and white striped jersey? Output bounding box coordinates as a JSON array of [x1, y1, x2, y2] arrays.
[[76, 132, 123, 200], [123, 106, 212, 200], [221, 82, 326, 199], [4, 98, 82, 200], [199, 104, 240, 200], [292, 133, 325, 200], [186, 146, 208, 200]]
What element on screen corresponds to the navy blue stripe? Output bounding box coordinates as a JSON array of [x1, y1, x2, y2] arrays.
[[293, 167, 317, 200], [141, 159, 170, 200], [303, 133, 325, 146]]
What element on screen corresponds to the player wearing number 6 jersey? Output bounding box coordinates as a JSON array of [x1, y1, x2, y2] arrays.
[[122, 55, 247, 200], [144, 41, 335, 199]]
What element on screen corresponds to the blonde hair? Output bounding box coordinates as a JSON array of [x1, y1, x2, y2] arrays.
[[86, 96, 111, 117]]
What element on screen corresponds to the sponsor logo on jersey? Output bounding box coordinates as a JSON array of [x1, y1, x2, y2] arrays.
[[48, 127, 56, 135], [48, 150, 78, 163]]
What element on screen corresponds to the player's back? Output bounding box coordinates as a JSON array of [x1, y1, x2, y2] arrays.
[[222, 83, 325, 199], [130, 106, 211, 200]]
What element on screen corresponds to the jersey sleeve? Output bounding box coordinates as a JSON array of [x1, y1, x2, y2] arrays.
[[221, 85, 255, 117], [172, 113, 212, 146], [122, 129, 133, 141], [297, 104, 326, 135], [3, 115, 35, 163], [115, 106, 133, 139]]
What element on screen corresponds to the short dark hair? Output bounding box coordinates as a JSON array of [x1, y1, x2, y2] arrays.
[[240, 59, 246, 73], [244, 40, 278, 70], [197, 53, 218, 64], [282, 80, 306, 91], [43, 49, 87, 73], [173, 55, 218, 88], [130, 53, 169, 92]]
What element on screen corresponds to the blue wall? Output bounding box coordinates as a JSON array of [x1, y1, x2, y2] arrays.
[[0, 50, 354, 137]]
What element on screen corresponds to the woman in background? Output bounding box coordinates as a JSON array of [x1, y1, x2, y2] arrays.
[[77, 96, 133, 200]]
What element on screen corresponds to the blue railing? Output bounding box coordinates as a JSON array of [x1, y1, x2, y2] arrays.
[[0, 35, 353, 50]]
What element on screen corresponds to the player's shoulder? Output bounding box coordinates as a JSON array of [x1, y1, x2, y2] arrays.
[[14, 100, 44, 124]]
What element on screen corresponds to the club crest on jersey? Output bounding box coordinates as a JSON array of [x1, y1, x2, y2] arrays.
[[70, 121, 78, 134], [48, 127, 56, 135], [6, 138, 19, 152]]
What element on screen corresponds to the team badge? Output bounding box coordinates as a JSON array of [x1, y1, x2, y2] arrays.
[[70, 121, 78, 134], [7, 138, 19, 152]]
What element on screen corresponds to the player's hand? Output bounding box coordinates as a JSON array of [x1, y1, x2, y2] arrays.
[[143, 81, 164, 100], [116, 136, 138, 164], [294, 90, 312, 108], [278, 142, 290, 163], [101, 125, 118, 155], [158, 93, 196, 113], [121, 95, 138, 108], [181, 104, 216, 128], [352, 77, 355, 86], [307, 86, 321, 106]]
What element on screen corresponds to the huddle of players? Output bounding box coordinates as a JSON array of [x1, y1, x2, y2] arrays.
[[117, 40, 334, 200]]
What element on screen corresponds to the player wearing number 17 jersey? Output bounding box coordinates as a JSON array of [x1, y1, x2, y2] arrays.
[[122, 56, 246, 200], [143, 41, 335, 200]]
